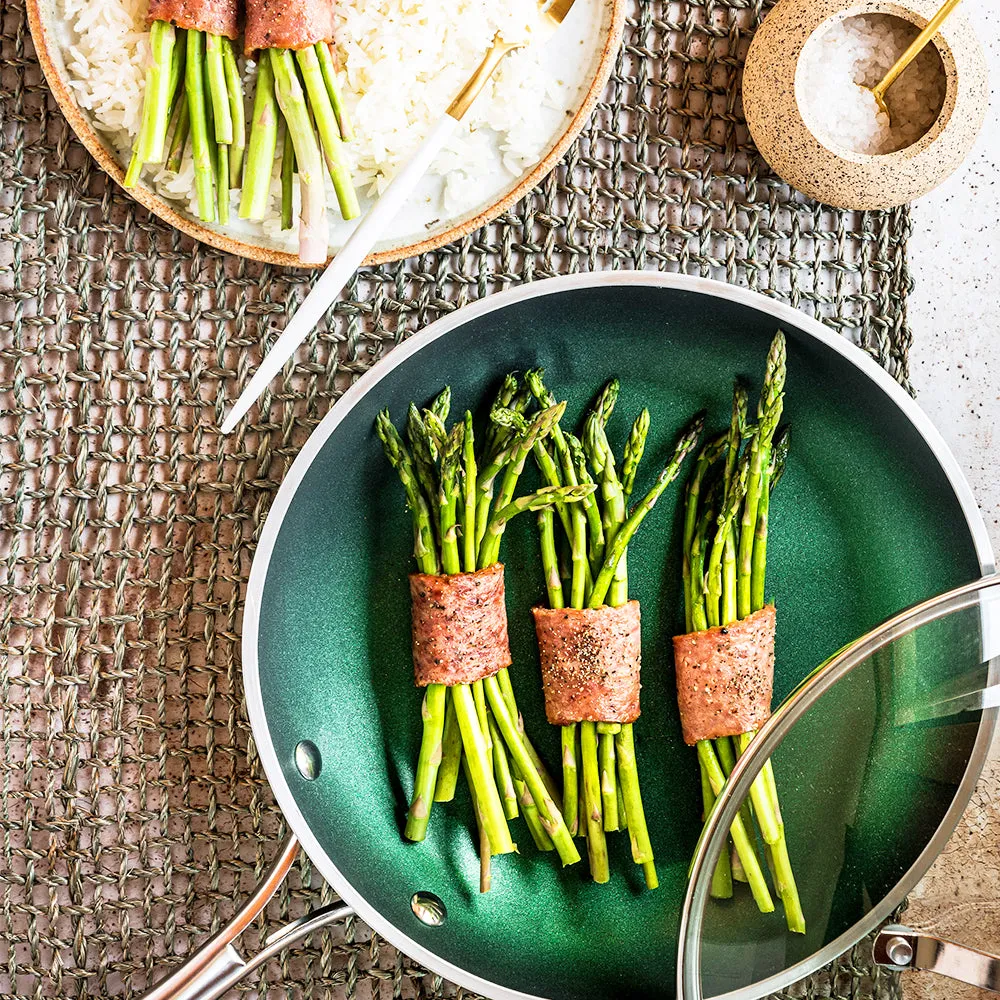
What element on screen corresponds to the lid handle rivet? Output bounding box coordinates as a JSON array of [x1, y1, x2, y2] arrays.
[[886, 936, 914, 966]]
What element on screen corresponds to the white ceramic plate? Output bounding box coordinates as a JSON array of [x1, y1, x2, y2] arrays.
[[27, 0, 624, 267]]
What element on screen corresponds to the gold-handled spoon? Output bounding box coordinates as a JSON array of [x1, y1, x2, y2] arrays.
[[866, 0, 961, 121]]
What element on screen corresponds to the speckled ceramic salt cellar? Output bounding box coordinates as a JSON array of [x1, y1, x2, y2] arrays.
[[742, 0, 988, 210]]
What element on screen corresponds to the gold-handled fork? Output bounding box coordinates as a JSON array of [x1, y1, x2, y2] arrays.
[[220, 0, 579, 435]]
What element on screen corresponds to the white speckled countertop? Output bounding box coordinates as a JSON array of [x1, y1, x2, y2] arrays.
[[890, 6, 999, 998], [910, 18, 1000, 550]]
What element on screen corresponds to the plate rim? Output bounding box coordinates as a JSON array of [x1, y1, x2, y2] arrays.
[[25, 0, 625, 270], [242, 271, 996, 1000]]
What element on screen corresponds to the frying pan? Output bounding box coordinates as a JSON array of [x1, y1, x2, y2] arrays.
[[139, 273, 993, 1000]]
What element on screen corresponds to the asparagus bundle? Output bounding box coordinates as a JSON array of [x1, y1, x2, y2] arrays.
[[240, 0, 359, 264], [376, 384, 587, 892], [678, 331, 804, 932], [125, 0, 246, 226], [519, 371, 703, 886]]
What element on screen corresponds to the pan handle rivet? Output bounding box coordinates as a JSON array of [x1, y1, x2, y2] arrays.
[[411, 891, 446, 926], [294, 740, 322, 780]]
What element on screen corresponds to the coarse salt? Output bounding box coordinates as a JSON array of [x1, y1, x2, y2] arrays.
[[798, 13, 946, 156]]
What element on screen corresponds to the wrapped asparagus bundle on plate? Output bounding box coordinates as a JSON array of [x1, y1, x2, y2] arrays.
[[125, 0, 245, 224], [240, 0, 359, 263]]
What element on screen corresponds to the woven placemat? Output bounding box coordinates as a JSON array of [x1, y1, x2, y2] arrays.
[[0, 0, 912, 996]]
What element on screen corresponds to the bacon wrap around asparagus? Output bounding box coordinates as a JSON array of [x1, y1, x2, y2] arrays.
[[244, 0, 335, 55], [147, 0, 239, 39], [409, 563, 511, 687], [532, 602, 642, 726], [672, 604, 776, 745]]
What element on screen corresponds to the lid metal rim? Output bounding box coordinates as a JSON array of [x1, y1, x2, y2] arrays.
[[678, 576, 1000, 1000]]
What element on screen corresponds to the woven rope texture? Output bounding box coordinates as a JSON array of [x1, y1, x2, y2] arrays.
[[1, 0, 911, 995]]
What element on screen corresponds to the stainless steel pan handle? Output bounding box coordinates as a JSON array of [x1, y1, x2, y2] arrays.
[[874, 925, 1000, 993], [138, 835, 354, 1000]]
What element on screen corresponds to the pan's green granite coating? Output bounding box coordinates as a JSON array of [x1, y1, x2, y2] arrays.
[[254, 282, 983, 999]]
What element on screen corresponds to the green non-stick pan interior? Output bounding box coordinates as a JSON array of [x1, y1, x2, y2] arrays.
[[251, 280, 987, 1000]]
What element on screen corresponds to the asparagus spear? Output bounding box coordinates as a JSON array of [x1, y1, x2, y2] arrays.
[[158, 38, 188, 173], [405, 685, 447, 841], [483, 373, 519, 458], [270, 47, 327, 264], [560, 720, 579, 838], [126, 20, 178, 185], [593, 378, 619, 427], [621, 408, 650, 501], [434, 693, 462, 802], [280, 127, 295, 231], [752, 426, 789, 610], [216, 138, 230, 223], [429, 384, 452, 424], [737, 333, 785, 621], [407, 404, 442, 529], [599, 727, 619, 831], [205, 33, 233, 144], [566, 433, 605, 567], [462, 756, 492, 893], [165, 98, 191, 173], [590, 413, 705, 608], [715, 734, 755, 883], [489, 713, 519, 820], [221, 40, 246, 187], [185, 29, 215, 222], [164, 34, 186, 118], [462, 412, 478, 573], [316, 41, 354, 140], [438, 423, 464, 575], [240, 55, 279, 220], [580, 720, 609, 880], [295, 45, 359, 220], [616, 723, 657, 888], [737, 337, 805, 933], [682, 432, 726, 631]]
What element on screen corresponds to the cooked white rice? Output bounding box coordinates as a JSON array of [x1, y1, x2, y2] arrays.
[[61, 0, 559, 237], [798, 14, 946, 157]]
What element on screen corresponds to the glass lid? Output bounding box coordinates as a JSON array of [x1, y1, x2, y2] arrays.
[[676, 576, 1000, 1000]]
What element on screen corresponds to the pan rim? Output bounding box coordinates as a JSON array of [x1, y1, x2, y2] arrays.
[[242, 271, 995, 1000]]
